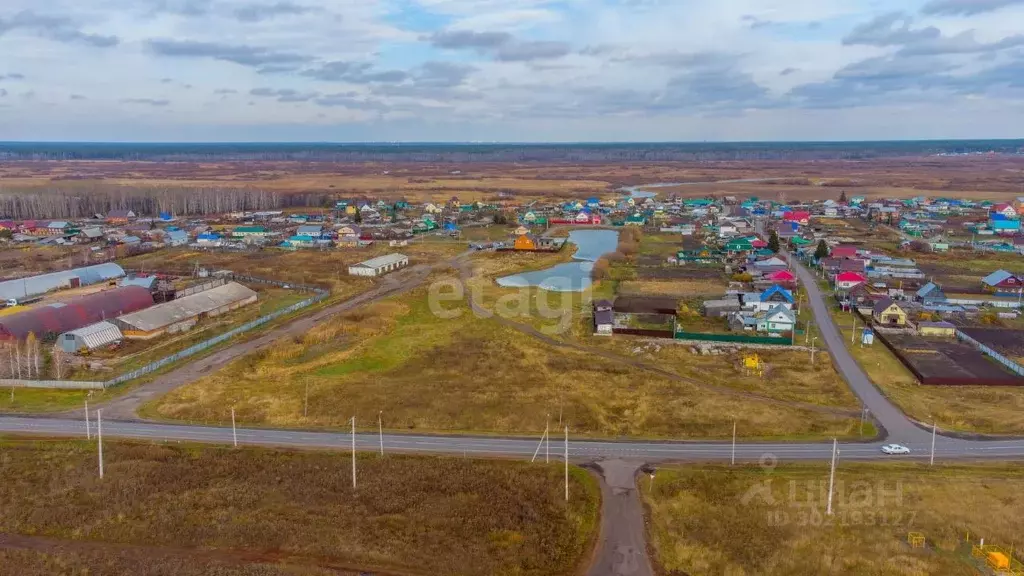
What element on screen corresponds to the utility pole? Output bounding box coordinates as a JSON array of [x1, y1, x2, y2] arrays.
[[97, 410, 104, 479], [731, 420, 736, 466], [851, 317, 857, 344], [545, 414, 550, 464], [378, 411, 384, 456], [231, 408, 237, 448], [859, 408, 869, 437], [930, 422, 937, 466], [304, 382, 309, 418], [810, 337, 818, 365], [85, 400, 90, 440], [564, 426, 569, 502], [826, 438, 837, 516], [805, 321, 812, 344], [351, 416, 357, 489]]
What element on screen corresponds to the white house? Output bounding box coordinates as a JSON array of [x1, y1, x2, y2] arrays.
[[347, 253, 409, 277], [757, 305, 796, 334]]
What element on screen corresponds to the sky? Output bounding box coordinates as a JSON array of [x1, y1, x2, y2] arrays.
[[2, 0, 1024, 142]]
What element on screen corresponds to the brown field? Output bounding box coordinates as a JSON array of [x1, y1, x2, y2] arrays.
[[0, 438, 599, 576], [643, 463, 1024, 576], [5, 156, 1024, 203], [148, 263, 863, 440]]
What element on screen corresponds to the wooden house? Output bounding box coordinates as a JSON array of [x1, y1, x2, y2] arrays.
[[872, 298, 908, 327]]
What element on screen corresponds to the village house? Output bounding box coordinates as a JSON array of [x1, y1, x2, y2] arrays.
[[347, 253, 409, 277], [106, 209, 136, 224], [757, 305, 796, 335], [835, 271, 867, 291], [982, 270, 1021, 293], [915, 282, 946, 305], [593, 300, 614, 336], [918, 321, 957, 338], [872, 298, 908, 327]]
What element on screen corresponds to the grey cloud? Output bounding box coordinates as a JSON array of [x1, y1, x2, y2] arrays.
[[301, 61, 407, 83], [234, 1, 312, 22], [249, 87, 319, 102], [214, 88, 238, 94], [656, 68, 773, 112], [624, 50, 740, 69], [70, 94, 87, 100], [495, 41, 571, 62], [896, 30, 1024, 56], [0, 10, 120, 47], [144, 0, 212, 17], [843, 12, 940, 47], [430, 28, 570, 62], [121, 98, 170, 106], [147, 39, 311, 69], [578, 44, 620, 57], [0, 73, 26, 81], [780, 67, 798, 76], [418, 61, 475, 86], [842, 12, 1024, 58], [740, 15, 774, 29], [921, 0, 1024, 15], [314, 92, 389, 111], [160, 78, 173, 84], [0, 89, 7, 98], [787, 51, 1024, 109], [429, 30, 513, 50]]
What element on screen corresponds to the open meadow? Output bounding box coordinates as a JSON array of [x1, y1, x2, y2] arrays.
[[0, 438, 599, 576], [148, 247, 863, 440], [643, 463, 1024, 576]]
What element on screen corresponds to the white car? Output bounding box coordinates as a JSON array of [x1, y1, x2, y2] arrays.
[[881, 444, 911, 455]]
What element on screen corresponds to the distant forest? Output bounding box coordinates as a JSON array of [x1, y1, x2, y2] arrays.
[[2, 140, 1023, 162], [0, 186, 290, 220]]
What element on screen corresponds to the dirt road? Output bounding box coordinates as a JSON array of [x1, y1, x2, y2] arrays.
[[87, 253, 469, 420]]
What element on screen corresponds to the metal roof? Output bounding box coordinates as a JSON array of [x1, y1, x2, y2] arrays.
[[116, 282, 256, 332], [61, 321, 123, 350], [0, 263, 126, 301], [0, 286, 152, 340], [352, 253, 408, 269]]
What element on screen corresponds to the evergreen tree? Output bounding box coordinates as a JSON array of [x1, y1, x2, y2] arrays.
[[815, 239, 830, 260], [839, 190, 847, 203], [768, 231, 780, 253]]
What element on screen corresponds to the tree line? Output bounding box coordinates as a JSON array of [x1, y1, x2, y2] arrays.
[[0, 185, 284, 219]]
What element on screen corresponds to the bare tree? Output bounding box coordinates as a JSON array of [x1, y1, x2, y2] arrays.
[[52, 346, 68, 379]]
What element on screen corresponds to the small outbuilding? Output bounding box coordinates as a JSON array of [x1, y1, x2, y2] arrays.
[[58, 321, 124, 353], [347, 253, 409, 277]]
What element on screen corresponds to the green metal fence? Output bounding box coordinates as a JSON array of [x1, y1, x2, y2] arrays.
[[674, 330, 793, 346]]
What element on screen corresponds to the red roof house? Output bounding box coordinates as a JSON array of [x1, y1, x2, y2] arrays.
[[751, 239, 768, 249], [830, 245, 858, 259], [783, 211, 811, 225], [835, 271, 867, 290], [765, 269, 797, 285]]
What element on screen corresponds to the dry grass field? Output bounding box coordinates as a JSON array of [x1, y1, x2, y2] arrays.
[[643, 463, 1024, 576], [149, 270, 862, 440], [0, 438, 599, 576]]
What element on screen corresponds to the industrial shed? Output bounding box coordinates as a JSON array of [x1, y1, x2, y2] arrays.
[[347, 253, 409, 277], [59, 321, 124, 353], [0, 286, 154, 341], [0, 263, 126, 302], [114, 282, 257, 339]]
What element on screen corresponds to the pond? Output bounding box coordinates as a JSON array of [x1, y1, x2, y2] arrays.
[[495, 229, 619, 292]]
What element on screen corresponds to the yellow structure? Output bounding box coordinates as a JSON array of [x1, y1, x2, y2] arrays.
[[742, 353, 764, 377], [907, 532, 925, 548], [972, 543, 1024, 575], [872, 299, 908, 327], [513, 234, 537, 251]]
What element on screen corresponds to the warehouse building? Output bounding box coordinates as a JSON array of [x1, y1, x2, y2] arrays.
[[114, 282, 257, 339], [58, 321, 124, 353], [0, 286, 154, 341], [347, 253, 409, 277], [0, 263, 126, 302]]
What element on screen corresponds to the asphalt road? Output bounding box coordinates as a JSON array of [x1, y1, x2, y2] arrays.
[[6, 416, 1024, 460]]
